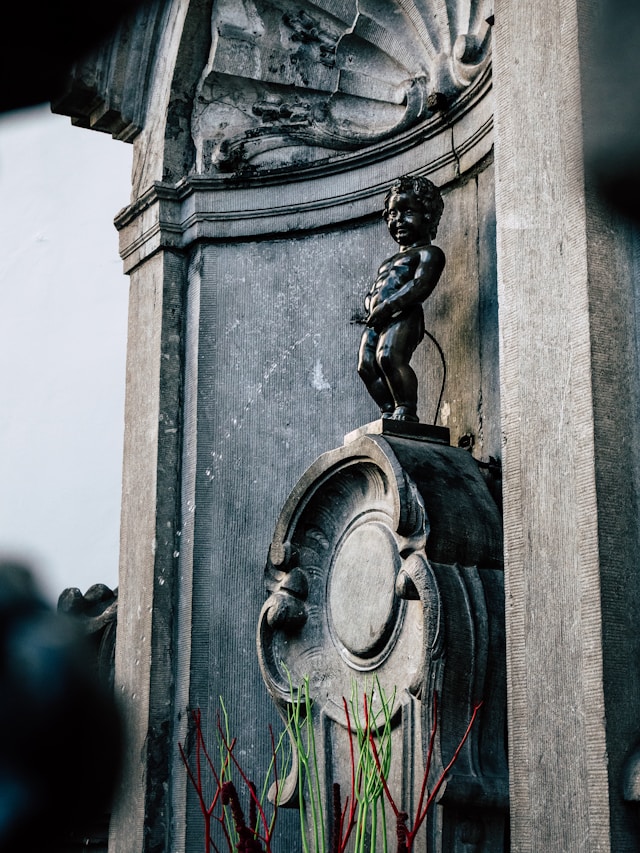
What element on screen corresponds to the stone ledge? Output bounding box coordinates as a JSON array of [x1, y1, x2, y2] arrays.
[[344, 418, 451, 445]]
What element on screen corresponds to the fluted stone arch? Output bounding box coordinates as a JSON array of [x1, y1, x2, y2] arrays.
[[189, 0, 493, 176]]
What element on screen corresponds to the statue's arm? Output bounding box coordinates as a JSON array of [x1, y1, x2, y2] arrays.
[[388, 246, 445, 310], [367, 246, 445, 329]]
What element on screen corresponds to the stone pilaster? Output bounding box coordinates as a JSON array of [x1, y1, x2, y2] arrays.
[[493, 1, 640, 849], [108, 248, 185, 853]]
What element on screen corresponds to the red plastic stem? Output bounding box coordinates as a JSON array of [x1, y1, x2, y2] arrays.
[[338, 697, 358, 853], [414, 690, 438, 826], [368, 726, 400, 819], [409, 701, 483, 844], [217, 719, 271, 849]]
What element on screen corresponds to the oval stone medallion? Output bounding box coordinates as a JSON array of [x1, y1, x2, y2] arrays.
[[328, 520, 400, 660]]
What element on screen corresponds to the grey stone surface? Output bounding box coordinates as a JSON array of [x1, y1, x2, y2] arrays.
[[493, 0, 640, 849], [50, 0, 170, 142], [172, 180, 498, 851], [108, 249, 186, 853], [105, 164, 497, 851], [344, 418, 450, 445], [49, 0, 640, 849]]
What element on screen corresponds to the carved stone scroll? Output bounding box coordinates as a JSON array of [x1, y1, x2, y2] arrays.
[[257, 431, 507, 851]]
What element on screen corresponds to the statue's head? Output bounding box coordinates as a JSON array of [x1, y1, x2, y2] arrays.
[[383, 175, 444, 242]]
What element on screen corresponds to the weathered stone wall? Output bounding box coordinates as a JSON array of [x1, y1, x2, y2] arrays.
[[493, 0, 640, 848], [51, 1, 640, 850]]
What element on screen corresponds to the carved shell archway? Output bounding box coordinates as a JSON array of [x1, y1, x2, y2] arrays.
[[192, 0, 493, 174]]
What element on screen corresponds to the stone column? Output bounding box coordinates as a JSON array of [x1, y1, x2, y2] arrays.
[[109, 248, 186, 853], [493, 2, 640, 849]]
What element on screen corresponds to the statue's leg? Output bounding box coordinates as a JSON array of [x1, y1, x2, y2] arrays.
[[358, 329, 394, 415], [376, 313, 423, 420]]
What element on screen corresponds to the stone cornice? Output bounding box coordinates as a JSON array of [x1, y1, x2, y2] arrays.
[[52, 0, 170, 141], [116, 69, 492, 271]]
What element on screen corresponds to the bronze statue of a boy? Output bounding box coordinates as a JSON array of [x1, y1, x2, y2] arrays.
[[357, 175, 445, 422]]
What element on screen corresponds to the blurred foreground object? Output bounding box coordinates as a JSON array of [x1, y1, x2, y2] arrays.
[[0, 560, 123, 852], [0, 0, 146, 113], [584, 0, 640, 221]]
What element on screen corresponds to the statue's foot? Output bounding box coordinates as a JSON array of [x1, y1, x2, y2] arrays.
[[392, 406, 419, 422], [381, 406, 394, 419]]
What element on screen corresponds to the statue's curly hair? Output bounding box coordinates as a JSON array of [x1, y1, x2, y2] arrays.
[[383, 175, 444, 241]]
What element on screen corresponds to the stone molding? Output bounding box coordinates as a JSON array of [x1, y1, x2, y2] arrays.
[[52, 0, 495, 265], [53, 0, 493, 174]]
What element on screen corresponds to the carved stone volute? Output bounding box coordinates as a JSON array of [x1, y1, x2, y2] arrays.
[[257, 432, 507, 851]]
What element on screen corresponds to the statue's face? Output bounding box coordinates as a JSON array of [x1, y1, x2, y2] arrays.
[[385, 191, 427, 246]]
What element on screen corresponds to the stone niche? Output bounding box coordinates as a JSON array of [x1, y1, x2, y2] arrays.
[[54, 1, 503, 852]]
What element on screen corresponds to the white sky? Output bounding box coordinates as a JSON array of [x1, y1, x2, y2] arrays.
[[0, 105, 132, 603]]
